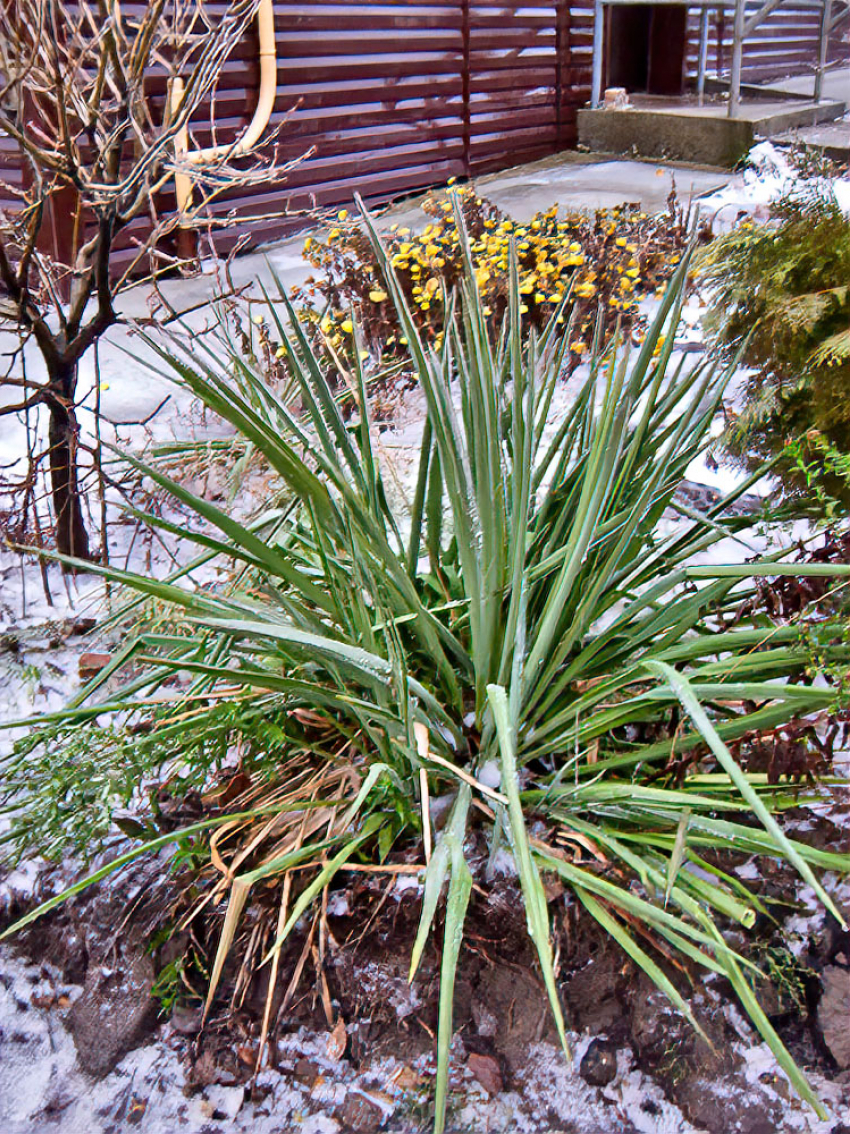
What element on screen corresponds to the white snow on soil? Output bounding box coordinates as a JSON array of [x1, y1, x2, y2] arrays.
[[698, 141, 850, 229]]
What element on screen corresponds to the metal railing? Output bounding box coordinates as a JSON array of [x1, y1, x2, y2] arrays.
[[590, 0, 848, 117]]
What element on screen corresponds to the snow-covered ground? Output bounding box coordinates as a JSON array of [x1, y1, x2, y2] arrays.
[[699, 141, 850, 229]]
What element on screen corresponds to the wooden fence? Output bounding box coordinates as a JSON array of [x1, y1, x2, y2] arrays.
[[1, 0, 846, 264], [685, 1, 848, 86]]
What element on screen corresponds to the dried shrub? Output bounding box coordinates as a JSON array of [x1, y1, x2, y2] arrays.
[[293, 181, 692, 367]]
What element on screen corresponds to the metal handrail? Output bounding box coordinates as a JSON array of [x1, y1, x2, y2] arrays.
[[589, 0, 848, 116]]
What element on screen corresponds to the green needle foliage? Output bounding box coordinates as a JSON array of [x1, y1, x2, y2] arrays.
[[4, 199, 850, 1128], [699, 186, 850, 510]]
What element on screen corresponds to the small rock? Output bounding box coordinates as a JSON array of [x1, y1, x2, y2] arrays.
[[294, 1057, 322, 1086], [580, 1038, 618, 1087], [170, 1004, 203, 1035], [79, 651, 112, 680], [67, 949, 157, 1078], [819, 966, 850, 1068], [471, 997, 498, 1038], [467, 1051, 503, 1096], [204, 1084, 245, 1121], [338, 1091, 384, 1132], [70, 616, 98, 635]]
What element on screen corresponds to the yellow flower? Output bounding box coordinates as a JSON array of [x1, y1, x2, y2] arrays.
[[341, 319, 353, 333], [447, 176, 457, 185], [275, 346, 286, 358], [615, 236, 627, 247], [570, 341, 586, 355], [303, 237, 313, 252], [369, 289, 388, 302], [338, 209, 349, 221], [329, 228, 341, 240]]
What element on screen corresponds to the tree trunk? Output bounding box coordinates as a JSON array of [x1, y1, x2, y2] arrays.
[[47, 360, 91, 568]]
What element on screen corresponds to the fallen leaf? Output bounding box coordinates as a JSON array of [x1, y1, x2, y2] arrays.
[[467, 1052, 503, 1096], [326, 1016, 347, 1062], [79, 652, 112, 680]]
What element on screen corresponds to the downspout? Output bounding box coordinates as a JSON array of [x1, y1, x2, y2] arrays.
[[171, 0, 277, 214]]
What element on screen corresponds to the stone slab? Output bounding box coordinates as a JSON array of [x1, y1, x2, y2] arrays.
[[578, 108, 755, 167]]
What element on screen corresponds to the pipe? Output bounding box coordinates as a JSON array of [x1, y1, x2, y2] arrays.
[[174, 0, 277, 212], [815, 0, 834, 102], [591, 0, 604, 109], [170, 76, 192, 214], [728, 0, 746, 118], [696, 7, 710, 105]]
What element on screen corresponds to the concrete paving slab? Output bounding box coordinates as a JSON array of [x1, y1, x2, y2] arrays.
[[119, 154, 732, 324], [1, 152, 733, 447], [771, 120, 850, 160], [767, 67, 850, 104]]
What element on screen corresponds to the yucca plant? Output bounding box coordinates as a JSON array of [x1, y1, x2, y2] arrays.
[[4, 199, 850, 1130]]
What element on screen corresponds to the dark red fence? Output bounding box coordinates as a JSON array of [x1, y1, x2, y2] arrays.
[[686, 1, 848, 85], [1, 0, 845, 266], [143, 0, 849, 254], [191, 1, 596, 251]]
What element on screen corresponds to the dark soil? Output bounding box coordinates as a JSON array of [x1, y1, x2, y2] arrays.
[[3, 815, 850, 1133]]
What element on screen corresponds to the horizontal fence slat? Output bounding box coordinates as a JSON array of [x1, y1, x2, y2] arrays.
[[2, 0, 844, 268]]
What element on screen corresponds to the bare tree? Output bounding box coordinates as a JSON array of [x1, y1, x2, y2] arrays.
[[0, 0, 289, 566]]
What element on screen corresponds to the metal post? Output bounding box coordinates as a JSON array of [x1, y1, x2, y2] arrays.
[[815, 0, 834, 102], [591, 0, 604, 108], [728, 0, 746, 118], [696, 7, 710, 105]]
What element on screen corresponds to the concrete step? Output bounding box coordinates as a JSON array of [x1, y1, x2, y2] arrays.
[[770, 120, 850, 162], [577, 96, 846, 168]]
